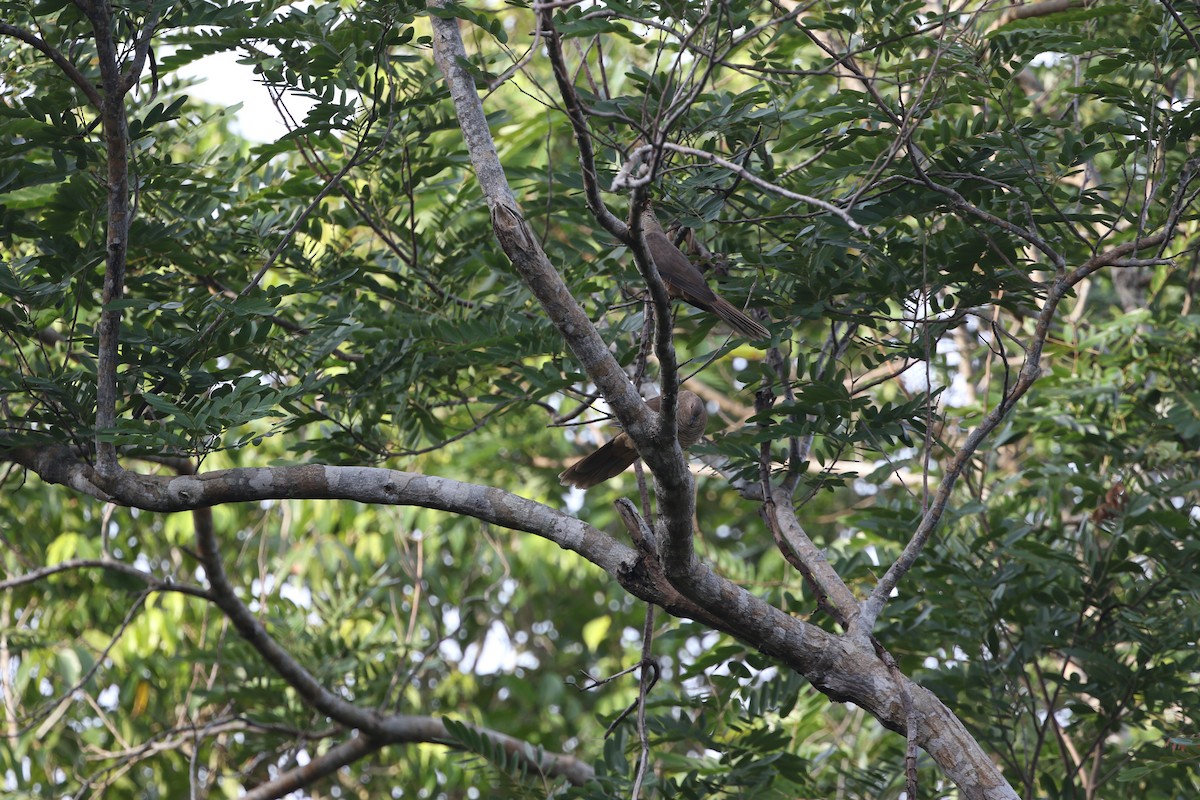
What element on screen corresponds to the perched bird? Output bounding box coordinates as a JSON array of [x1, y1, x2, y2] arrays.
[[559, 390, 708, 489], [639, 206, 771, 341]]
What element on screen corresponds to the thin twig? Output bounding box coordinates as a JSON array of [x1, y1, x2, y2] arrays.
[[0, 558, 209, 598], [649, 143, 865, 231]]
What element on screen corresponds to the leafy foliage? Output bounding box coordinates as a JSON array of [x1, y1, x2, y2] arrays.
[[2, 0, 1200, 797]]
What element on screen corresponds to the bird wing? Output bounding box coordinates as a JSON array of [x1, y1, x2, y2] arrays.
[[645, 230, 719, 305]]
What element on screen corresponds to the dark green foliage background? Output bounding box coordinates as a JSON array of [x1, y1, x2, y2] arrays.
[[2, 0, 1199, 796]]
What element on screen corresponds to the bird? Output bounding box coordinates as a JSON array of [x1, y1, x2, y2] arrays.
[[559, 390, 708, 489], [639, 206, 771, 341]]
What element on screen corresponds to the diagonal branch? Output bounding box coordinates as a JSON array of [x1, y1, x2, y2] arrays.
[[429, 3, 644, 430], [427, 1, 697, 514], [765, 487, 861, 630], [193, 505, 387, 733], [191, 506, 595, 793], [858, 230, 1178, 631], [0, 23, 103, 108], [0, 558, 208, 599], [539, 9, 627, 239]]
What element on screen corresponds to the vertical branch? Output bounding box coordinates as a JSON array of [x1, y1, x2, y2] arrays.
[[0, 594, 18, 740], [630, 588, 657, 799], [81, 0, 133, 474], [541, 10, 682, 420], [430, 0, 644, 429], [627, 202, 681, 431]]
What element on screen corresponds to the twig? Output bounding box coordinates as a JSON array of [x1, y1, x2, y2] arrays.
[[648, 143, 865, 232], [0, 558, 209, 598], [121, 9, 159, 92], [1157, 0, 1200, 53]]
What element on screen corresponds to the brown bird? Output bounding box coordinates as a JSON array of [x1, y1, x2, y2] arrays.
[[559, 390, 708, 489], [639, 207, 771, 341]]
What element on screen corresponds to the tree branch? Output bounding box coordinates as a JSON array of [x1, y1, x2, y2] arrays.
[[426, 1, 697, 531], [240, 723, 593, 800], [0, 23, 103, 108], [81, 0, 134, 474], [859, 230, 1179, 631], [0, 558, 209, 599], [428, 1, 646, 436], [6, 443, 1014, 797], [539, 9, 627, 239], [191, 504, 594, 791], [766, 488, 861, 630], [7, 446, 727, 622]]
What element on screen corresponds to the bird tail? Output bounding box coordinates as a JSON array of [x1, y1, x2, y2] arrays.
[[708, 296, 770, 341], [559, 437, 640, 488]]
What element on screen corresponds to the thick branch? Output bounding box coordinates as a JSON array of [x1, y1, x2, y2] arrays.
[[7, 447, 1013, 796], [11, 447, 627, 565], [427, 2, 646, 438], [767, 488, 861, 630], [5, 448, 720, 624], [665, 555, 1015, 799], [430, 0, 704, 585]]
